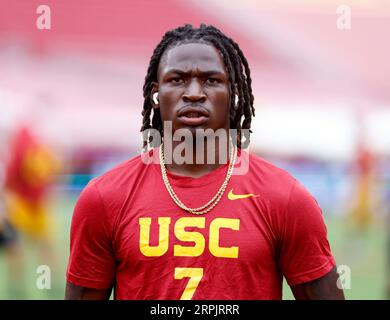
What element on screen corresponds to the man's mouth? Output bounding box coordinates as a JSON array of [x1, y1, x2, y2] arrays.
[[177, 107, 209, 126], [186, 112, 202, 118]]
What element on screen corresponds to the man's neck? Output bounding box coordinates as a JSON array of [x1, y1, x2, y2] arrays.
[[163, 136, 231, 178]]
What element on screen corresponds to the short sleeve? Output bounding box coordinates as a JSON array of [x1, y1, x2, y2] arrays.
[[66, 180, 117, 289], [278, 180, 336, 286]]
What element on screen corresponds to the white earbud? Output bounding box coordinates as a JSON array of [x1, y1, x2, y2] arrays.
[[234, 94, 239, 106], [152, 92, 159, 105]]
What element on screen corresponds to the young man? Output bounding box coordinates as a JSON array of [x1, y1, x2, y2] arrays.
[[65, 24, 344, 300]]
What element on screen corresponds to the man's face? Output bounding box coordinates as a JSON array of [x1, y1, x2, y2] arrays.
[[154, 42, 231, 135]]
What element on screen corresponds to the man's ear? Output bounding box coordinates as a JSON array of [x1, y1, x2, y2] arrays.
[[151, 82, 159, 109]]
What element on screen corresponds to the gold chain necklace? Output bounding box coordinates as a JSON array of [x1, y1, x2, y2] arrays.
[[159, 141, 237, 215]]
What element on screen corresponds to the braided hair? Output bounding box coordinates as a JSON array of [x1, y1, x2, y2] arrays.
[[141, 24, 255, 150]]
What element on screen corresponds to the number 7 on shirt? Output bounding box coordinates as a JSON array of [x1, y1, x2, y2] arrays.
[[174, 267, 204, 300]]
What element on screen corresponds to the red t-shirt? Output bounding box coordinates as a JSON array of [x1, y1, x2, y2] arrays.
[[66, 148, 336, 300]]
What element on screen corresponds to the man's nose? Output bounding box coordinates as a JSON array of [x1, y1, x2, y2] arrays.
[[182, 79, 206, 103]]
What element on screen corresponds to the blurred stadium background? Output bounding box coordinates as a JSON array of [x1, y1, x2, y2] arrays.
[[0, 0, 389, 299]]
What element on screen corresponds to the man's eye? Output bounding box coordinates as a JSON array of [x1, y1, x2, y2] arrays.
[[170, 77, 183, 84], [206, 78, 219, 84]]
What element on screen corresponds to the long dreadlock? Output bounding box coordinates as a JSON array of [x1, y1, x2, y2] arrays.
[[140, 24, 255, 150]]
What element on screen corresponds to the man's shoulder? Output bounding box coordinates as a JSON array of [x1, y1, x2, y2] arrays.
[[246, 151, 296, 184], [88, 150, 157, 193], [72, 152, 156, 224], [247, 151, 321, 209], [239, 150, 298, 204]]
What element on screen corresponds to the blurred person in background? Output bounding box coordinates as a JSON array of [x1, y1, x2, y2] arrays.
[[0, 135, 21, 298], [3, 123, 58, 297], [384, 157, 390, 300], [348, 141, 377, 233]]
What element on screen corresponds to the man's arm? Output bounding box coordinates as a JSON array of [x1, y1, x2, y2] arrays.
[[65, 282, 112, 300], [66, 182, 117, 300], [290, 267, 345, 300]]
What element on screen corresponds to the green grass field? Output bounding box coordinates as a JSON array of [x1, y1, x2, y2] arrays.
[[0, 194, 388, 300]]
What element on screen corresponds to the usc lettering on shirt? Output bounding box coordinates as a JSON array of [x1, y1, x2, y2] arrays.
[[139, 217, 240, 258]]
